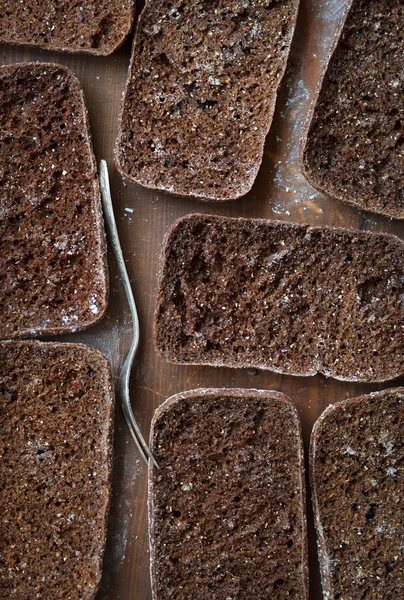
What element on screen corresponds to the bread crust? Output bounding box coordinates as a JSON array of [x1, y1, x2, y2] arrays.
[[300, 0, 404, 220], [0, 63, 109, 339], [154, 213, 404, 382], [114, 0, 300, 201], [298, 0, 352, 212], [0, 340, 115, 600], [0, 2, 136, 56], [148, 388, 308, 600], [310, 387, 404, 600]]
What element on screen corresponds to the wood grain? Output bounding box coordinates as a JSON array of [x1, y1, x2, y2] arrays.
[[1, 0, 403, 598]]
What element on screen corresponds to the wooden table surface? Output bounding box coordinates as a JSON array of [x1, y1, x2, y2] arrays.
[[2, 0, 403, 598]]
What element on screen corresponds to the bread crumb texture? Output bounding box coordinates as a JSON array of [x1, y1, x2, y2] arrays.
[[0, 341, 114, 600], [0, 1, 135, 55], [303, 0, 404, 219], [150, 390, 307, 599], [311, 388, 404, 599], [0, 64, 108, 339], [155, 214, 404, 382], [116, 0, 299, 199]]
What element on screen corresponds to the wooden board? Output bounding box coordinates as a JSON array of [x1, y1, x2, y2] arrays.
[[1, 0, 403, 597]]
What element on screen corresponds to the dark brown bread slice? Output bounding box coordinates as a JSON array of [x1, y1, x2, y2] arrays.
[[0, 63, 108, 339], [0, 340, 114, 600], [302, 0, 404, 219], [149, 388, 308, 600], [310, 388, 404, 600], [0, 1, 135, 55], [154, 214, 404, 382], [115, 0, 300, 200]]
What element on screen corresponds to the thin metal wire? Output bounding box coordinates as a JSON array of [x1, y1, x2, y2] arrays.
[[99, 160, 158, 468]]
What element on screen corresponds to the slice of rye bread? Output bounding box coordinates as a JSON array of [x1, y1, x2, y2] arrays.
[[0, 63, 108, 340], [0, 340, 114, 600], [149, 388, 308, 600], [0, 1, 135, 56], [301, 0, 404, 220], [154, 214, 404, 382], [310, 388, 404, 600], [114, 0, 300, 201]]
